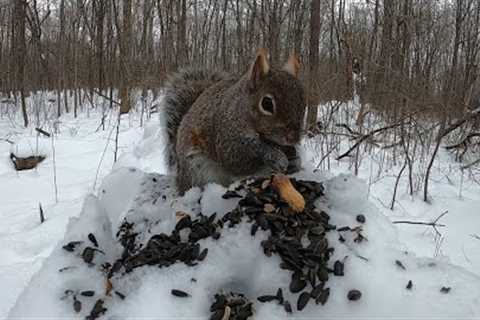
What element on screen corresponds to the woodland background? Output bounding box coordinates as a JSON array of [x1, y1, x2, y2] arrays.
[[1, 0, 479, 124]]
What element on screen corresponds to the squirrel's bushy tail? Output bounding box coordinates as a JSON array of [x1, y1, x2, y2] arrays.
[[162, 69, 227, 168]]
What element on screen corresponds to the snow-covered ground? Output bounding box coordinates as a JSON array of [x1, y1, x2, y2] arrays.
[[1, 97, 480, 318]]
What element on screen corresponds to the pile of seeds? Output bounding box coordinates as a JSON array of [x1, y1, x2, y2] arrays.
[[106, 211, 219, 277], [221, 177, 336, 311], [61, 175, 347, 318], [209, 292, 253, 320]]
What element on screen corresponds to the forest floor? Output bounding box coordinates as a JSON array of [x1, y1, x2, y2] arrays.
[[1, 102, 480, 317]]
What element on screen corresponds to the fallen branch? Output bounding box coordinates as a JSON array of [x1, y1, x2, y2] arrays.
[[393, 211, 448, 237]]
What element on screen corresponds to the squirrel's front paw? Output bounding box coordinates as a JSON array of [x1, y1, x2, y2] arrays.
[[264, 149, 289, 173]]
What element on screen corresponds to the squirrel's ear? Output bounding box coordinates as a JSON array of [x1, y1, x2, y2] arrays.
[[249, 48, 270, 89], [283, 53, 301, 78]]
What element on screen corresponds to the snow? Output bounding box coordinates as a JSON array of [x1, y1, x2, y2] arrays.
[[7, 170, 480, 318], [1, 96, 480, 318]]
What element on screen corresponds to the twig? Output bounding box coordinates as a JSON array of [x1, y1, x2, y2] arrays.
[[35, 127, 51, 137], [462, 157, 480, 170], [337, 121, 407, 160], [393, 221, 446, 227], [393, 210, 448, 237], [470, 234, 480, 241], [92, 89, 121, 106], [51, 131, 58, 203], [93, 117, 117, 190]]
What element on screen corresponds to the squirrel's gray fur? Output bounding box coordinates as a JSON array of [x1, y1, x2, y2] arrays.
[[163, 49, 306, 194]]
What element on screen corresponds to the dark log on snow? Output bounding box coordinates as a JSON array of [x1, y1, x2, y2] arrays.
[[10, 153, 46, 171]]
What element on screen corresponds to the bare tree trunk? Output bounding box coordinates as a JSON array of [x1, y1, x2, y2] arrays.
[[306, 0, 321, 132], [119, 0, 132, 114], [13, 0, 29, 127]]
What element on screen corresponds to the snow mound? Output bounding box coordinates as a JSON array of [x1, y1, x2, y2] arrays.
[[8, 169, 480, 319], [9, 137, 50, 158]]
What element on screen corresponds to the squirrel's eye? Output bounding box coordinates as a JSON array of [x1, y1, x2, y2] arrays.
[[260, 96, 275, 115]]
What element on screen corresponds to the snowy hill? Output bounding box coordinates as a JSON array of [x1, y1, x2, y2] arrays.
[[8, 167, 480, 319]]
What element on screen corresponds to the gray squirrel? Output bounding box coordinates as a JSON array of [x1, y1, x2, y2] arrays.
[[163, 49, 307, 194]]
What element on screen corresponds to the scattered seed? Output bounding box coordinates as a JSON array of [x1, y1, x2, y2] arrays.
[[284, 300, 292, 313], [73, 297, 81, 313], [222, 190, 242, 199], [58, 266, 77, 273], [406, 280, 413, 290], [86, 299, 107, 320], [333, 260, 344, 276], [82, 248, 97, 265], [198, 248, 209, 261], [395, 260, 406, 270], [81, 290, 95, 297], [356, 214, 366, 223], [440, 287, 451, 294], [290, 272, 307, 293], [257, 295, 277, 303], [276, 288, 284, 305], [347, 289, 362, 301], [171, 289, 190, 298], [88, 233, 99, 247], [316, 288, 330, 305], [297, 292, 311, 311], [310, 284, 324, 299], [62, 241, 83, 252], [114, 291, 126, 300]]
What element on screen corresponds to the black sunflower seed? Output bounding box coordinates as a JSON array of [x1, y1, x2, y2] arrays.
[[297, 292, 311, 311], [73, 297, 81, 313], [284, 300, 292, 313], [347, 289, 362, 301], [198, 248, 208, 261], [356, 214, 366, 223], [406, 280, 413, 290], [115, 291, 126, 300], [62, 241, 83, 252], [316, 287, 330, 305], [80, 290, 95, 297], [86, 299, 107, 320], [333, 260, 344, 276], [171, 289, 190, 298], [82, 247, 96, 264], [88, 233, 99, 247], [310, 284, 324, 299], [250, 223, 258, 236], [257, 295, 277, 303], [317, 268, 329, 282], [222, 190, 242, 199], [290, 272, 307, 293], [395, 260, 406, 270], [276, 288, 284, 305], [440, 286, 451, 294], [175, 216, 192, 231]]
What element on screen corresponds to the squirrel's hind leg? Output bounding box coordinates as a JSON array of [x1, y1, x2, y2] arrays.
[[176, 153, 237, 195]]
